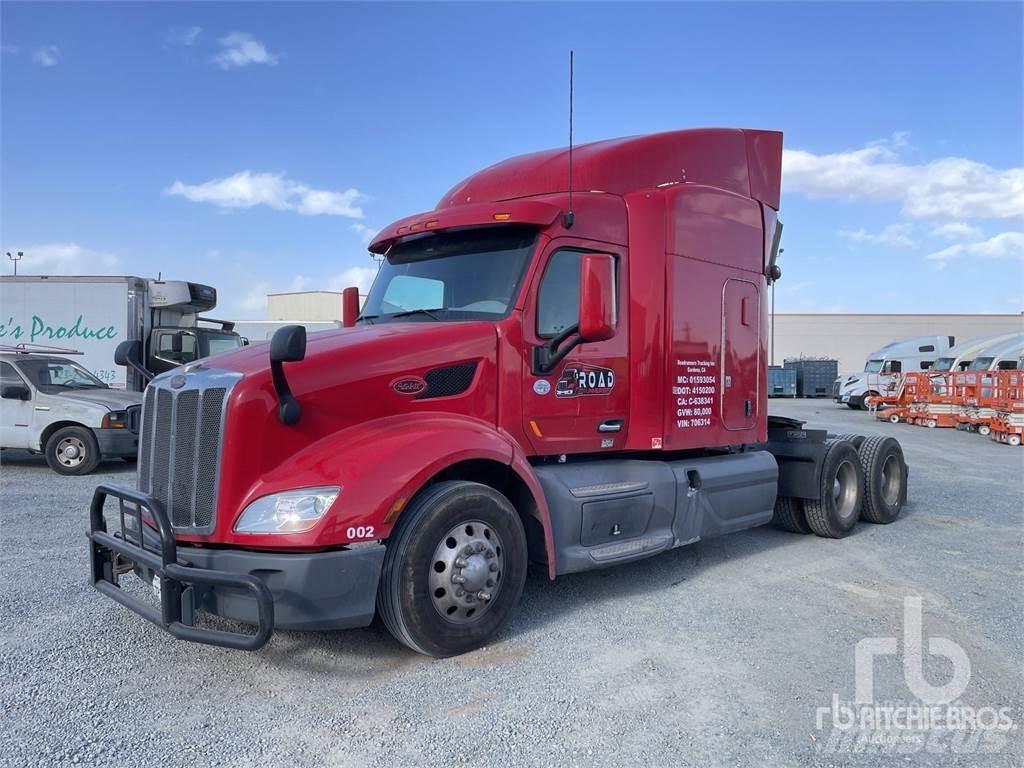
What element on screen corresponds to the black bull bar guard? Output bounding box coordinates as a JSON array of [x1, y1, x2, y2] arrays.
[[88, 483, 274, 650]]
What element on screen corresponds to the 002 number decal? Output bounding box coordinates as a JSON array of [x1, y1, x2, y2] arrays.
[[346, 525, 376, 540]]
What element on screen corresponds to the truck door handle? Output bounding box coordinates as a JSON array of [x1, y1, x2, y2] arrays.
[[598, 419, 623, 433]]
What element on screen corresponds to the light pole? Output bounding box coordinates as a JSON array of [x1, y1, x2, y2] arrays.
[[6, 251, 23, 276]]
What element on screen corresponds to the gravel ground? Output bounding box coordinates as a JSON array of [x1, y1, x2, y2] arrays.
[[2, 398, 1021, 767]]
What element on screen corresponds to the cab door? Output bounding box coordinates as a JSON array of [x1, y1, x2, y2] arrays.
[[721, 279, 759, 431], [521, 242, 629, 455]]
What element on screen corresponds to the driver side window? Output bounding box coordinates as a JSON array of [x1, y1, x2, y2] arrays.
[[537, 250, 582, 338]]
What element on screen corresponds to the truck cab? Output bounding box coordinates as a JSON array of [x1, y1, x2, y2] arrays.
[[1, 348, 142, 473], [87, 129, 908, 657], [142, 280, 244, 377], [835, 335, 954, 410]]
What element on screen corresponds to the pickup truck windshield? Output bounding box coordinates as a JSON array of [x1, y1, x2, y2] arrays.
[[17, 358, 107, 392], [360, 226, 537, 323], [204, 332, 244, 357]]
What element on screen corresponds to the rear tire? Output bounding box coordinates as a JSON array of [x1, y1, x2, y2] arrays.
[[804, 439, 864, 539], [771, 495, 812, 534], [377, 481, 528, 657], [44, 426, 101, 475], [857, 436, 906, 524], [978, 425, 991, 436]]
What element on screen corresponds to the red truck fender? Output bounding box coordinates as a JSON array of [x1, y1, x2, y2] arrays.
[[234, 413, 555, 574]]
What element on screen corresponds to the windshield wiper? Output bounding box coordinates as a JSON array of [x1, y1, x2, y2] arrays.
[[390, 307, 445, 321], [357, 314, 377, 325]]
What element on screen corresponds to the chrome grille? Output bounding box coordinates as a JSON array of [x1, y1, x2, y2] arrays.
[[137, 369, 239, 532]]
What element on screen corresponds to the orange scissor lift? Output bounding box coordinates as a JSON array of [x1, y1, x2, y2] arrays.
[[954, 371, 996, 433], [873, 372, 930, 424], [902, 371, 960, 429], [989, 370, 1024, 447]]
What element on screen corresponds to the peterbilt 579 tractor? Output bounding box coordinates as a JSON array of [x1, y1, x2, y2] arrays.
[[87, 128, 908, 657]]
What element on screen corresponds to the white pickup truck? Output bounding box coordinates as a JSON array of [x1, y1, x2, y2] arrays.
[[0, 347, 142, 474]]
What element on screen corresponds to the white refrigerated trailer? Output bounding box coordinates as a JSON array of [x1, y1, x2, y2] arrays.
[[0, 276, 242, 390]]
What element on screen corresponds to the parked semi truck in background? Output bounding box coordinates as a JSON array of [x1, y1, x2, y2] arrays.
[[88, 128, 909, 656], [833, 335, 955, 410], [931, 332, 1022, 373], [0, 276, 243, 391]]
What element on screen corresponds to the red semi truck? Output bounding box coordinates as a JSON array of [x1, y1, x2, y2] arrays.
[[88, 128, 908, 656]]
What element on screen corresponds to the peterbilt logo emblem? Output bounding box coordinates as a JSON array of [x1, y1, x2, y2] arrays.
[[392, 376, 427, 395], [170, 375, 187, 389]]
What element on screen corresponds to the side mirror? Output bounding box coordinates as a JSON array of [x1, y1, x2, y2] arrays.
[[114, 339, 140, 366], [342, 286, 360, 328], [269, 325, 306, 425], [270, 325, 306, 363], [578, 253, 616, 343], [114, 339, 153, 384], [1, 383, 30, 400], [170, 334, 183, 354]]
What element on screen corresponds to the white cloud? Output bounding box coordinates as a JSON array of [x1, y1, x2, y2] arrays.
[[783, 134, 1024, 221], [32, 45, 59, 67], [165, 171, 364, 219], [213, 32, 279, 69], [350, 223, 377, 245], [838, 223, 916, 249], [930, 222, 983, 241], [329, 266, 379, 294], [167, 26, 202, 47], [4, 242, 119, 275], [925, 232, 1024, 268]]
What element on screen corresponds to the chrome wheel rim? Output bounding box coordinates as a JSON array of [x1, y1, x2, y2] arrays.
[[428, 520, 504, 624], [832, 459, 859, 521], [56, 436, 87, 468], [881, 454, 901, 506]]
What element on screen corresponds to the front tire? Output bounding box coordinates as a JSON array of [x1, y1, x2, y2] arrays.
[[377, 481, 528, 657], [44, 426, 101, 475]]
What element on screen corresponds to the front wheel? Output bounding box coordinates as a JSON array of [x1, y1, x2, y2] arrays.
[[377, 481, 528, 657], [44, 426, 101, 475]]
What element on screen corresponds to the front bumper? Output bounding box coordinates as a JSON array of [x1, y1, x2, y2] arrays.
[[95, 428, 138, 458], [88, 483, 385, 650]]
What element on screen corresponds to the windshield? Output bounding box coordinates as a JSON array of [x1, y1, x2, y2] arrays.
[[967, 356, 994, 371], [864, 360, 884, 373], [204, 332, 244, 356], [17, 358, 107, 392], [931, 357, 955, 371], [360, 226, 537, 323]]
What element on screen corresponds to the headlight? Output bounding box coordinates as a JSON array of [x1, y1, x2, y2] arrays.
[[234, 487, 340, 534], [102, 410, 128, 429]]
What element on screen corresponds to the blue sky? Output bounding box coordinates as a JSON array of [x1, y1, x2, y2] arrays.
[[2, 1, 1021, 317]]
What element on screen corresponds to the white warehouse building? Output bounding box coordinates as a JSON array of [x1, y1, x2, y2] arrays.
[[768, 313, 1023, 372]]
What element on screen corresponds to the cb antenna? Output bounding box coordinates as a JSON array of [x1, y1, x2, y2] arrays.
[[563, 50, 575, 229]]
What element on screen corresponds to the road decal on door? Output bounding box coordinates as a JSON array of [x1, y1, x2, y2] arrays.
[[556, 363, 615, 398]]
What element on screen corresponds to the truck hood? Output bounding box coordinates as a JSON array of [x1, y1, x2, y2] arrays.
[[54, 388, 143, 410], [209, 321, 503, 508], [210, 320, 502, 428]]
